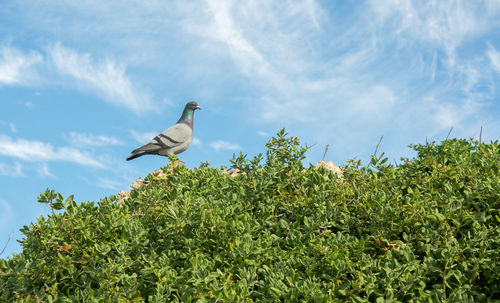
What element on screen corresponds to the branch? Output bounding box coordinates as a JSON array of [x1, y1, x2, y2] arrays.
[[445, 127, 453, 140], [479, 126, 483, 145], [0, 231, 13, 257], [322, 144, 329, 161], [374, 135, 384, 157]]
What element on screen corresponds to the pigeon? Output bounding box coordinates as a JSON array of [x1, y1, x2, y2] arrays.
[[126, 101, 201, 161]]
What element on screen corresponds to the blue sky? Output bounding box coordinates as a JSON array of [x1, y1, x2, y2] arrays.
[[1, 0, 500, 258]]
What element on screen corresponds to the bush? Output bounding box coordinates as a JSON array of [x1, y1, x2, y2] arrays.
[[1, 130, 499, 302]]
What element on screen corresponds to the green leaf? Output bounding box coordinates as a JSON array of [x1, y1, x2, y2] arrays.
[[2, 132, 498, 302]]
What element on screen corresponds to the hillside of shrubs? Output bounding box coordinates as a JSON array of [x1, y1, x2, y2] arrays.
[[1, 130, 499, 302]]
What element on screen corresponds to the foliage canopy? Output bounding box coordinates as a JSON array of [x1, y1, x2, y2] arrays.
[[1, 129, 499, 302]]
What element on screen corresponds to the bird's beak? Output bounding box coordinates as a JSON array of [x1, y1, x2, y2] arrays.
[[196, 105, 201, 110]]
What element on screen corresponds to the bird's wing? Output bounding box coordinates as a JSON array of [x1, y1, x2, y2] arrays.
[[130, 123, 192, 155], [130, 142, 161, 154], [152, 123, 192, 149]]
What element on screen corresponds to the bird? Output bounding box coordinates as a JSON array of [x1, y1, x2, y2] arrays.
[[126, 101, 201, 161]]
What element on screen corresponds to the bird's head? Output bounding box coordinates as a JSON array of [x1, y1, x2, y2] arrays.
[[186, 101, 201, 111]]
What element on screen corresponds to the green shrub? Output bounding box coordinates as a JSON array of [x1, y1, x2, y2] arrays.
[[1, 130, 499, 302]]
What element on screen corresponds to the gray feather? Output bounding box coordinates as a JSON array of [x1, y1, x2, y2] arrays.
[[127, 101, 200, 161]]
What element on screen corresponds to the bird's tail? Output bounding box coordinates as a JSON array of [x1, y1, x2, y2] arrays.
[[126, 152, 145, 161]]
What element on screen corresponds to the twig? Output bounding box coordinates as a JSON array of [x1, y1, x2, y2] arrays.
[[479, 126, 483, 145], [374, 135, 384, 156], [445, 127, 453, 140], [322, 144, 329, 161], [0, 231, 13, 257]]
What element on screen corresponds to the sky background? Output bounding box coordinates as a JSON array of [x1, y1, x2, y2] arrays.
[[1, 0, 500, 258]]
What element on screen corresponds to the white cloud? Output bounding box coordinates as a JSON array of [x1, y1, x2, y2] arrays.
[[369, 0, 485, 62], [347, 85, 397, 117], [210, 140, 242, 152], [0, 134, 104, 168], [65, 131, 122, 147], [184, 0, 332, 125], [0, 121, 16, 133], [192, 0, 324, 91], [96, 177, 123, 190], [0, 162, 24, 177], [187, 0, 496, 139], [18, 101, 36, 110], [1, 43, 155, 114], [161, 97, 175, 107], [487, 43, 500, 74], [192, 137, 202, 145], [3, 0, 499, 164], [0, 198, 13, 227], [0, 45, 42, 85], [428, 98, 481, 129], [9, 123, 16, 133], [48, 43, 153, 114], [37, 163, 55, 178], [203, 0, 271, 78]]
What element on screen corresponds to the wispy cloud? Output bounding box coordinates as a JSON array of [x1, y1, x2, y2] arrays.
[[65, 131, 122, 147], [1, 43, 155, 114], [191, 0, 323, 93], [0, 134, 104, 168], [3, 0, 499, 163], [368, 1, 500, 86], [0, 121, 17, 133], [9, 123, 16, 133], [48, 43, 153, 114], [37, 163, 55, 178], [488, 43, 500, 74], [18, 101, 36, 110], [370, 1, 484, 61], [192, 137, 202, 145], [184, 0, 498, 156], [202, 0, 271, 78], [96, 177, 123, 190], [0, 198, 13, 227], [0, 45, 42, 85], [130, 130, 157, 144], [210, 140, 242, 152], [0, 162, 24, 177], [425, 97, 481, 129]]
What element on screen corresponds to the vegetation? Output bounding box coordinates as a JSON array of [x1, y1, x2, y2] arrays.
[[1, 130, 499, 302]]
